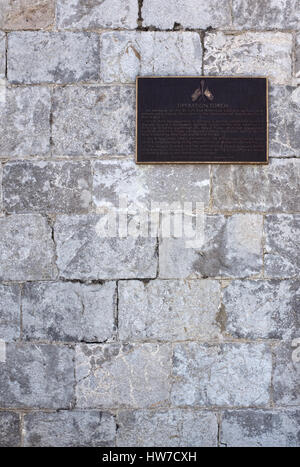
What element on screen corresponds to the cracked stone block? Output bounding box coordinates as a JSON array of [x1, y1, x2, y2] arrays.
[[273, 342, 300, 406], [0, 32, 5, 79], [265, 214, 300, 278], [22, 281, 116, 343], [142, 0, 231, 29], [0, 86, 50, 157], [159, 214, 263, 279], [204, 32, 292, 86], [117, 409, 218, 447], [0, 343, 74, 409], [118, 280, 221, 341], [269, 85, 300, 157], [8, 32, 99, 85], [296, 33, 300, 79], [0, 214, 57, 281], [0, 284, 20, 342], [232, 0, 300, 30], [212, 159, 300, 212], [76, 343, 172, 409], [57, 0, 138, 29], [0, 412, 20, 447], [55, 215, 157, 280], [221, 409, 300, 447], [223, 280, 299, 340], [52, 86, 135, 157], [100, 31, 202, 84], [0, 0, 55, 30], [171, 342, 272, 407], [24, 410, 116, 447], [92, 159, 210, 210], [3, 161, 92, 214]]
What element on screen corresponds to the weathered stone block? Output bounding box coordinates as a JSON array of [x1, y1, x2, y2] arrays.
[[0, 215, 57, 281], [142, 0, 231, 29], [0, 32, 5, 79], [118, 280, 221, 341], [171, 343, 272, 407], [55, 215, 157, 280], [232, 0, 300, 30], [0, 343, 74, 409], [100, 31, 202, 83], [273, 342, 300, 406], [204, 32, 292, 85], [221, 409, 300, 447], [159, 214, 263, 279], [0, 412, 20, 447], [223, 280, 299, 340], [92, 159, 210, 210], [8, 32, 99, 84], [117, 409, 218, 447], [0, 86, 50, 157], [296, 33, 300, 79], [57, 0, 138, 29], [22, 281, 116, 343], [0, 0, 55, 30], [24, 411, 116, 447], [3, 161, 92, 214], [76, 343, 171, 408], [264, 214, 300, 278], [212, 159, 300, 212], [0, 284, 20, 342], [52, 86, 134, 157]]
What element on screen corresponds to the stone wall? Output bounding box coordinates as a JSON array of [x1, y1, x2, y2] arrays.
[[0, 0, 299, 447]]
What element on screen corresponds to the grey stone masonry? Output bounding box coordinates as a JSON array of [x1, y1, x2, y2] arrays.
[[0, 32, 5, 79], [24, 411, 116, 447], [296, 33, 300, 79], [22, 281, 116, 343], [117, 410, 218, 447], [0, 412, 20, 447], [220, 409, 300, 447], [0, 215, 57, 281], [0, 284, 20, 342], [0, 0, 55, 30], [3, 161, 92, 214], [0, 343, 74, 409], [100, 32, 202, 83], [171, 343, 272, 407], [7, 32, 100, 84], [273, 342, 300, 406], [118, 280, 221, 341]]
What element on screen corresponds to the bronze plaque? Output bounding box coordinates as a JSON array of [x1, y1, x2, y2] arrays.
[[136, 77, 268, 164]]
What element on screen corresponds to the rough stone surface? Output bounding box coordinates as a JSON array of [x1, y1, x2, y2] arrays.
[[76, 343, 171, 408], [264, 215, 300, 278], [221, 409, 300, 447], [223, 280, 299, 340], [52, 86, 135, 157], [24, 411, 116, 447], [0, 343, 74, 409], [55, 214, 157, 280], [142, 0, 231, 29], [117, 409, 218, 447], [57, 0, 138, 29], [0, 215, 56, 281], [171, 343, 272, 407], [0, 412, 20, 447], [212, 159, 300, 212], [92, 159, 209, 210], [0, 284, 20, 342], [159, 214, 263, 279], [22, 281, 116, 343], [273, 342, 300, 406], [0, 0, 55, 30], [204, 32, 292, 85], [118, 280, 221, 341], [100, 31, 202, 83], [7, 32, 99, 84], [0, 32, 5, 79], [3, 161, 92, 214], [0, 86, 50, 157], [232, 0, 300, 30], [296, 33, 300, 79]]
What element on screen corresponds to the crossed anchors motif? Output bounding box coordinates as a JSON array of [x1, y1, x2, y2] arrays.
[[191, 80, 214, 102]]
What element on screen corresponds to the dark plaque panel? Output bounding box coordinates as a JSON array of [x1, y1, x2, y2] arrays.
[[136, 77, 268, 164]]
